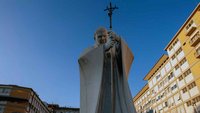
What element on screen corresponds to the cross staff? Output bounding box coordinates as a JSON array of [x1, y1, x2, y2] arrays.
[[104, 2, 118, 30]]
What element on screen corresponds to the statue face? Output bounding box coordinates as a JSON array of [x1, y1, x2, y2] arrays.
[[95, 30, 108, 45]]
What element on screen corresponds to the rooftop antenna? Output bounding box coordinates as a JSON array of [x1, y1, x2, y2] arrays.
[[104, 2, 118, 30]]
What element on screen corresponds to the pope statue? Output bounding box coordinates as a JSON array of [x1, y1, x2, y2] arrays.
[[78, 27, 136, 113]]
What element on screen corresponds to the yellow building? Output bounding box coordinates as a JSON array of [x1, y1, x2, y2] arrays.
[[133, 3, 200, 113], [0, 84, 50, 113]]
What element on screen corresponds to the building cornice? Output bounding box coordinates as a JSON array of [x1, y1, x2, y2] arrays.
[[133, 84, 149, 102], [164, 3, 200, 51], [143, 54, 168, 81]]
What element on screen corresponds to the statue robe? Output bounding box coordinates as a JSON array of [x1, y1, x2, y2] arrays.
[[78, 39, 136, 113]]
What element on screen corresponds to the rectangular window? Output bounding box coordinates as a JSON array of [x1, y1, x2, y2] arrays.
[[188, 82, 196, 90], [176, 47, 182, 55], [186, 20, 194, 30], [175, 65, 179, 70], [169, 46, 173, 51], [183, 69, 191, 77], [172, 55, 176, 60], [180, 58, 187, 66], [156, 74, 161, 80], [168, 72, 174, 80], [186, 100, 192, 107], [173, 39, 178, 46], [178, 75, 184, 81], [171, 84, 177, 90], [165, 101, 168, 107], [182, 87, 187, 93], [192, 96, 200, 104]]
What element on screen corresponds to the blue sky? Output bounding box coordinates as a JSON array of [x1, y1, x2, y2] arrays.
[[0, 0, 199, 107]]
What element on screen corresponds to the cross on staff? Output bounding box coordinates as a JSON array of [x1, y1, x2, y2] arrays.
[[104, 2, 118, 30]]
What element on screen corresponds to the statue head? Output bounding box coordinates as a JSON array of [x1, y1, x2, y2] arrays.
[[94, 27, 108, 46]]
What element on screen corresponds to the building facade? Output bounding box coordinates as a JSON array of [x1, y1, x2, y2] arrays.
[[133, 3, 200, 113], [48, 104, 79, 113], [0, 84, 50, 113]]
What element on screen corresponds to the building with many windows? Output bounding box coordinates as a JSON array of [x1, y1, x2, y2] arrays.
[[48, 104, 80, 113], [0, 84, 50, 113], [133, 3, 200, 113]]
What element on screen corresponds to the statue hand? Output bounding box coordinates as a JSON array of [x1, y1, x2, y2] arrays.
[[108, 31, 121, 42], [104, 40, 116, 51]]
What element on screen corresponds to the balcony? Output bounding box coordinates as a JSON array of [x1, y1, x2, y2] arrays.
[[194, 47, 200, 58], [186, 22, 197, 36], [189, 32, 200, 46]]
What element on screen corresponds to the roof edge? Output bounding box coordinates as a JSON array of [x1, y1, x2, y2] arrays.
[[164, 3, 200, 51]]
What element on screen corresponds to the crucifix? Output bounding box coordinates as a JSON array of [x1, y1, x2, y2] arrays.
[[104, 2, 118, 30]]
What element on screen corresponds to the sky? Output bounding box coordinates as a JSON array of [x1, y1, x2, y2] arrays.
[[0, 0, 199, 108]]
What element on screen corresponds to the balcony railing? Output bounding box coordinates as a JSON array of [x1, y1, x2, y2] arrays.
[[189, 32, 200, 47], [194, 47, 200, 58], [186, 23, 197, 36]]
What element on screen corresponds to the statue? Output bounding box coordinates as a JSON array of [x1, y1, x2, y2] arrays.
[[78, 27, 136, 113]]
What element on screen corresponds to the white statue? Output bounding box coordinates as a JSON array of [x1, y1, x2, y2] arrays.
[[78, 27, 136, 113]]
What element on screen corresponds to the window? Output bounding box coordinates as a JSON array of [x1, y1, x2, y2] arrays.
[[183, 69, 191, 77], [186, 100, 192, 106], [173, 39, 178, 46], [188, 82, 196, 90], [186, 20, 194, 30], [156, 74, 161, 80], [178, 75, 183, 81], [192, 96, 200, 104], [158, 81, 164, 89], [157, 95, 161, 101], [161, 92, 165, 98], [164, 101, 168, 107], [171, 84, 177, 91], [169, 46, 173, 51], [180, 58, 187, 66], [152, 98, 156, 104], [182, 87, 187, 93], [0, 88, 11, 94], [175, 65, 179, 70], [166, 87, 171, 94], [164, 77, 168, 84], [168, 72, 174, 80], [172, 55, 176, 60], [151, 89, 155, 94], [176, 48, 182, 55]]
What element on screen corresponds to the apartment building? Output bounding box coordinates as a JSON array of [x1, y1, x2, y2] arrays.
[[133, 3, 200, 113], [0, 84, 50, 113], [48, 104, 80, 113]]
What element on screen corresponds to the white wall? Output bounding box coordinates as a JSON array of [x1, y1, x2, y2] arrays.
[[167, 48, 175, 57], [174, 93, 181, 105], [165, 62, 171, 73], [149, 80, 153, 88], [177, 79, 186, 89], [174, 41, 181, 51], [189, 86, 199, 97], [185, 73, 194, 83], [177, 105, 186, 113], [170, 58, 178, 67], [181, 92, 190, 101], [174, 68, 181, 77], [180, 62, 189, 72], [153, 77, 157, 85], [177, 51, 185, 61], [161, 68, 166, 77], [184, 103, 194, 113]]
